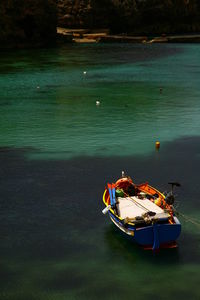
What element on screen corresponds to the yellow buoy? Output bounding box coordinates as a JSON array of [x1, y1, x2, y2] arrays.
[[155, 141, 160, 150]]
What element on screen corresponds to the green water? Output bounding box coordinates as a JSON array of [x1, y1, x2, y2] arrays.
[[1, 44, 200, 159], [0, 44, 200, 300]]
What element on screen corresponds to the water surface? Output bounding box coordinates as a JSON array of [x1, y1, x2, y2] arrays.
[[0, 43, 200, 300], [1, 43, 200, 159]]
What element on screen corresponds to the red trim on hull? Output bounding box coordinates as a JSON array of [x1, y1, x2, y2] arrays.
[[143, 241, 178, 251]]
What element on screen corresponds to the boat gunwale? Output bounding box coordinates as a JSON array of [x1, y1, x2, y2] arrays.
[[103, 183, 168, 226]]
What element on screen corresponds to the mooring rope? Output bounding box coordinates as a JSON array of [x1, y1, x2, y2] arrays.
[[121, 190, 150, 212], [177, 211, 200, 228]]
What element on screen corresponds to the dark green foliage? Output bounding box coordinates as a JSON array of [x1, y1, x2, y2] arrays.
[[1, 0, 200, 48], [135, 0, 200, 34], [0, 0, 57, 48], [109, 0, 139, 33], [109, 0, 200, 34], [57, 0, 200, 35]]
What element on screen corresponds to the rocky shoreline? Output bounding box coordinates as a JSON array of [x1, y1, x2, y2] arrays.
[[57, 27, 200, 44], [1, 1, 200, 49]]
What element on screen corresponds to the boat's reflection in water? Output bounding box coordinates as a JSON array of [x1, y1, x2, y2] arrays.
[[104, 224, 187, 265], [104, 222, 200, 266]]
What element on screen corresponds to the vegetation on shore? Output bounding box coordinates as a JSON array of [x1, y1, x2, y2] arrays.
[[0, 0, 57, 48], [58, 0, 200, 35], [1, 0, 200, 48]]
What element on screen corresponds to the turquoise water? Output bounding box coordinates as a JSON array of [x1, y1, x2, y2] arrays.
[[0, 44, 200, 300], [1, 44, 200, 159]]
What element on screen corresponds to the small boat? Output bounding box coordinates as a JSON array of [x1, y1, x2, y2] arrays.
[[102, 172, 181, 250]]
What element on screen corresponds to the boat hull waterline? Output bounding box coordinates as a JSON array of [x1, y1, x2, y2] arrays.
[[102, 176, 181, 250]]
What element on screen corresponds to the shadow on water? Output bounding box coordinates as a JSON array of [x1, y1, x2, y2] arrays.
[[104, 224, 200, 265], [0, 136, 200, 298], [0, 136, 200, 256], [104, 225, 180, 264], [0, 44, 183, 74]]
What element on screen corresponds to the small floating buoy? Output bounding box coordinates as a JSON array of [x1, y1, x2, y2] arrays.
[[96, 100, 100, 106], [155, 141, 160, 150]]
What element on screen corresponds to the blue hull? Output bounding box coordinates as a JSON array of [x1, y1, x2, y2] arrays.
[[109, 212, 181, 250]]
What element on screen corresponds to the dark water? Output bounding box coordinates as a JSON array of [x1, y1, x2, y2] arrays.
[[0, 44, 200, 299], [1, 139, 200, 300]]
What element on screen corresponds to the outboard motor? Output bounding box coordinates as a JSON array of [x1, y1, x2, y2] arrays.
[[165, 182, 181, 205]]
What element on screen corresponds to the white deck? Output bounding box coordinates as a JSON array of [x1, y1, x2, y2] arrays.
[[117, 196, 169, 220]]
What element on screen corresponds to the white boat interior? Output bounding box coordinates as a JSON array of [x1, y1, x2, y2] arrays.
[[117, 196, 169, 220]]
